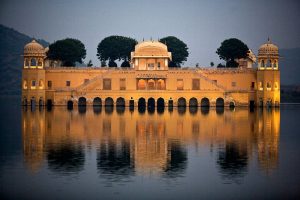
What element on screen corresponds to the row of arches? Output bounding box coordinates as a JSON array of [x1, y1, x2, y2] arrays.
[[24, 57, 43, 68], [70, 97, 226, 108]]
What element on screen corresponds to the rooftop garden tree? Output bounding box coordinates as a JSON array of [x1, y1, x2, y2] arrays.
[[216, 38, 249, 68], [47, 38, 86, 66], [159, 36, 189, 68], [97, 36, 137, 67]]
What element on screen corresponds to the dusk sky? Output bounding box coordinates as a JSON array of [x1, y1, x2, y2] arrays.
[[1, 0, 299, 66]]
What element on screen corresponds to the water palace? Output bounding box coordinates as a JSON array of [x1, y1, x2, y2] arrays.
[[21, 39, 280, 108]]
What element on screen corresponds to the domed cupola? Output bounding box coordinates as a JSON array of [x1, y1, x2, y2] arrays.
[[258, 38, 279, 70], [23, 40, 46, 69], [131, 40, 172, 70]]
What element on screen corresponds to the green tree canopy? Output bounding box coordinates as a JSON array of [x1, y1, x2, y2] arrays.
[[47, 38, 86, 66], [159, 36, 189, 67], [97, 35, 137, 67], [216, 38, 249, 68]]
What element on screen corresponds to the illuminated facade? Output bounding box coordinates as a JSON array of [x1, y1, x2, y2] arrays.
[[21, 39, 280, 107]]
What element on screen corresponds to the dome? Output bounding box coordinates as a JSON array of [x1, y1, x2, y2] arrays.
[[24, 40, 45, 56], [258, 38, 279, 57], [133, 40, 171, 57]]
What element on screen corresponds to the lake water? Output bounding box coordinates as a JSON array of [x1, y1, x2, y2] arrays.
[[1, 96, 300, 199]]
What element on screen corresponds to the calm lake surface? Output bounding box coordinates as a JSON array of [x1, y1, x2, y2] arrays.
[[1, 96, 300, 199]]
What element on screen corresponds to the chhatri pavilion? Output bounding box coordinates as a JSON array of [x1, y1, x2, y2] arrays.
[[21, 39, 280, 108]]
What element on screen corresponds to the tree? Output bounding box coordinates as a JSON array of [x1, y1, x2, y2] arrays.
[[108, 60, 117, 67], [87, 60, 93, 67], [217, 63, 226, 68], [210, 62, 214, 67], [121, 60, 130, 67], [97, 36, 137, 67], [159, 36, 189, 67], [216, 38, 248, 68], [47, 38, 86, 66], [101, 60, 107, 67]]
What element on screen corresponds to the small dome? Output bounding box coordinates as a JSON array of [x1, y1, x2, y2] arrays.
[[24, 40, 45, 56], [134, 40, 170, 57], [258, 38, 279, 56]]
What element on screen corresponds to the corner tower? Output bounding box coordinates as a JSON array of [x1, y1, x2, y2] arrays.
[[22, 40, 46, 106], [256, 38, 280, 107]]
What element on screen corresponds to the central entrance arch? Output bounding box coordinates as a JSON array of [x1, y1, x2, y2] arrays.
[[147, 98, 155, 108]]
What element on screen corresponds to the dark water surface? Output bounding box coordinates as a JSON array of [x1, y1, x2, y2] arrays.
[[1, 96, 300, 199]]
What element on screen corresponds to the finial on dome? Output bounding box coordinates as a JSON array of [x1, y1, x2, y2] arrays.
[[267, 37, 271, 43]]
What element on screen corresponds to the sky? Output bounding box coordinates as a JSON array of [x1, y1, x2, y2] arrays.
[[0, 0, 299, 66]]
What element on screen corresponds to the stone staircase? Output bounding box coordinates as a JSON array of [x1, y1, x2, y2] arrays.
[[75, 69, 113, 91], [193, 70, 226, 91]]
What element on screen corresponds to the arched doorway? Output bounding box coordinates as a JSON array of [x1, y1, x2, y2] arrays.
[[105, 97, 114, 107], [147, 79, 155, 90], [39, 97, 44, 106], [177, 97, 186, 107], [137, 79, 146, 90], [93, 97, 102, 106], [216, 98, 224, 107], [266, 99, 272, 107], [201, 98, 210, 107], [148, 98, 155, 108], [67, 100, 73, 110], [78, 97, 86, 106], [138, 98, 146, 107], [157, 79, 166, 90], [23, 98, 27, 106], [157, 98, 165, 107], [116, 97, 125, 107], [189, 97, 198, 107], [129, 99, 134, 107], [47, 99, 53, 110], [229, 101, 235, 108], [31, 97, 36, 107]]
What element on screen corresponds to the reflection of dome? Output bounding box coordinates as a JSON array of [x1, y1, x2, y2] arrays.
[[258, 38, 279, 56], [133, 41, 171, 57], [24, 40, 45, 56]]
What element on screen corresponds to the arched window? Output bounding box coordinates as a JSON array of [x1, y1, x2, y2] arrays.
[[274, 60, 278, 68], [261, 60, 265, 68], [31, 58, 37, 67], [267, 82, 272, 91], [31, 80, 36, 89], [39, 80, 44, 89], [147, 79, 155, 90], [157, 79, 166, 90], [259, 82, 263, 90], [38, 59, 43, 67], [266, 59, 271, 67], [274, 82, 279, 90], [137, 79, 146, 90], [25, 59, 29, 68], [23, 80, 28, 89]]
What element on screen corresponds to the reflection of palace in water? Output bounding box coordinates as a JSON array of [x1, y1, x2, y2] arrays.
[[22, 107, 280, 178]]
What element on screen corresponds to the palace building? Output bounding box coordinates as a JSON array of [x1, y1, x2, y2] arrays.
[[21, 39, 280, 108]]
